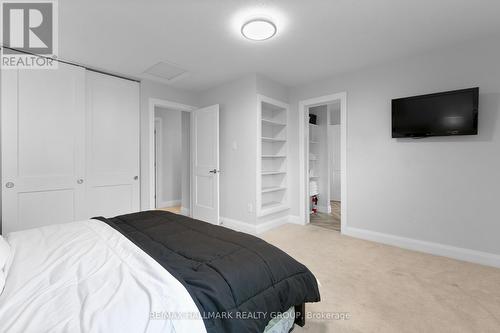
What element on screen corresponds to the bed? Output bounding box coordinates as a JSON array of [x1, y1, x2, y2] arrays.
[[0, 210, 320, 333]]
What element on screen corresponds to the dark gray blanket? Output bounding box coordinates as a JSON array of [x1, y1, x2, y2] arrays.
[[94, 210, 320, 333]]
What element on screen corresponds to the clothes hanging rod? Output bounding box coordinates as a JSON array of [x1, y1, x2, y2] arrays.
[[1, 46, 141, 83]]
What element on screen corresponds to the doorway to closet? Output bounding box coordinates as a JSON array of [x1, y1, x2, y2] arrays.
[[308, 103, 341, 231], [154, 107, 191, 216], [299, 92, 347, 233]]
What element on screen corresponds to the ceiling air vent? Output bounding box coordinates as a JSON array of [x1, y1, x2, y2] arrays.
[[143, 61, 188, 83]]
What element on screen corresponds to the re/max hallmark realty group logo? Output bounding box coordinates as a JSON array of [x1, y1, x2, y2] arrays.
[[1, 0, 58, 69]]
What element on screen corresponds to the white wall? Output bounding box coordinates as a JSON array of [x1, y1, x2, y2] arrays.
[[289, 36, 500, 257], [140, 80, 198, 210], [155, 108, 182, 206], [256, 74, 289, 104]]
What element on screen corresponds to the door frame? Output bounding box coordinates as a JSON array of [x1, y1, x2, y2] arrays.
[[298, 92, 347, 232], [154, 117, 163, 208], [148, 98, 196, 210]]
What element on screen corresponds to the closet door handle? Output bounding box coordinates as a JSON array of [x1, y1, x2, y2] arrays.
[[5, 182, 14, 188], [77, 179, 84, 184], [134, 176, 139, 180], [209, 169, 219, 174]]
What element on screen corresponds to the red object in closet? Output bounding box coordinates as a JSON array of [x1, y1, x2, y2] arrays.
[[311, 195, 318, 215]]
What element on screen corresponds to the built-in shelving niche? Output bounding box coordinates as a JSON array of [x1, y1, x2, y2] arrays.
[[258, 96, 290, 217]]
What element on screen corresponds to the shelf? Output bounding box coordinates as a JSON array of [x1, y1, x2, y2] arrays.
[[309, 123, 319, 127], [261, 201, 284, 210], [262, 186, 287, 193], [258, 96, 289, 218], [262, 137, 287, 143], [309, 175, 319, 178], [309, 141, 319, 144], [262, 171, 286, 175], [262, 155, 286, 158], [262, 119, 286, 126]]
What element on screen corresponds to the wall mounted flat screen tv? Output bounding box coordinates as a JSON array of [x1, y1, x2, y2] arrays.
[[392, 88, 479, 138]]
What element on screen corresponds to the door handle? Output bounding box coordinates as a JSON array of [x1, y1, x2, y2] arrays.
[[5, 182, 14, 188], [209, 169, 219, 174], [77, 179, 84, 184]]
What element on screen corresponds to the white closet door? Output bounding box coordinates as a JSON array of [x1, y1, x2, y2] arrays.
[[85, 71, 140, 218], [1, 64, 86, 233]]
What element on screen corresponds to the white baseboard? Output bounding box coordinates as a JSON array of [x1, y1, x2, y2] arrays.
[[158, 200, 181, 208], [220, 217, 257, 235], [221, 215, 299, 235], [180, 206, 190, 216], [221, 215, 500, 268], [255, 216, 290, 234], [343, 226, 500, 268], [288, 215, 304, 225], [220, 216, 500, 268]]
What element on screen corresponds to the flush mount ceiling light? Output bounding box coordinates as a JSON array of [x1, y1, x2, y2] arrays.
[[241, 18, 277, 41]]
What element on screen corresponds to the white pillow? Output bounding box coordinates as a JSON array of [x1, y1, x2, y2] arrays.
[[0, 236, 11, 294]]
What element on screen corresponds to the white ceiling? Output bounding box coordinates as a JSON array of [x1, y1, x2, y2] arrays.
[[60, 0, 500, 91]]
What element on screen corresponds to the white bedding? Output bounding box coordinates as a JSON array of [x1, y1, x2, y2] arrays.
[[0, 219, 207, 333], [0, 236, 11, 295]]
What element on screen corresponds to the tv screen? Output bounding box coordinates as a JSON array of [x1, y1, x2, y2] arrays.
[[392, 88, 479, 138]]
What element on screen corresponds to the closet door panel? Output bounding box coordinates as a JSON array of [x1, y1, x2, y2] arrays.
[[1, 64, 86, 233], [85, 71, 140, 218], [88, 184, 134, 218]]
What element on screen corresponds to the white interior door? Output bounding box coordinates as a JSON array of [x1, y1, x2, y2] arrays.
[[191, 105, 219, 224], [85, 71, 140, 218], [1, 64, 86, 233]]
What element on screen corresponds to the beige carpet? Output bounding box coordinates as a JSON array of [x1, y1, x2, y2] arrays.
[[261, 224, 500, 333]]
